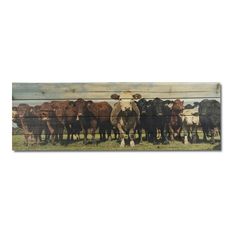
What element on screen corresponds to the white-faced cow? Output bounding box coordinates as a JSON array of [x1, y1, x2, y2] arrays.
[[180, 104, 200, 144], [110, 91, 141, 147]]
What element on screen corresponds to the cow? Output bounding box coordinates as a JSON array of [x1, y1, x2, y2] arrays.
[[75, 99, 112, 144], [151, 98, 170, 145], [110, 91, 141, 147], [180, 104, 200, 144], [64, 102, 81, 143], [199, 99, 221, 144], [39, 101, 67, 144], [168, 99, 184, 141], [136, 98, 154, 143], [12, 104, 42, 145]]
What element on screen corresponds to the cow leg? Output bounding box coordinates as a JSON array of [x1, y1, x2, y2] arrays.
[[99, 128, 103, 141], [191, 124, 198, 144], [99, 127, 105, 142], [137, 128, 142, 143], [182, 123, 189, 144], [176, 127, 182, 140], [161, 128, 169, 145], [83, 129, 88, 145], [24, 133, 29, 146], [129, 128, 135, 147], [65, 123, 71, 143], [169, 125, 175, 141], [203, 130, 208, 142], [210, 129, 215, 144], [58, 127, 63, 144], [91, 120, 97, 144], [113, 128, 118, 140], [46, 121, 55, 145], [117, 124, 125, 147], [152, 128, 160, 145], [107, 126, 112, 141]]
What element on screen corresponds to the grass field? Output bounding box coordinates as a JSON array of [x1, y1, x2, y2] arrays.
[[12, 133, 221, 151]]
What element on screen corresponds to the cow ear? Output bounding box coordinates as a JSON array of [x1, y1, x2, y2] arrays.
[[133, 94, 142, 99], [111, 94, 120, 100]]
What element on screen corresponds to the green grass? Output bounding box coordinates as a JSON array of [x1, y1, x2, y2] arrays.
[[12, 134, 221, 151]]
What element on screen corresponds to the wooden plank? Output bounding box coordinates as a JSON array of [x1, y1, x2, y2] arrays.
[[12, 82, 221, 100], [12, 82, 221, 151]]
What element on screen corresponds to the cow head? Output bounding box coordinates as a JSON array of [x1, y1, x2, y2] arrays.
[[111, 91, 142, 112], [199, 99, 211, 115], [50, 101, 69, 124], [137, 98, 153, 115], [172, 99, 184, 114], [199, 99, 220, 116], [75, 98, 87, 120], [16, 104, 30, 118], [152, 98, 165, 116], [40, 102, 54, 121]]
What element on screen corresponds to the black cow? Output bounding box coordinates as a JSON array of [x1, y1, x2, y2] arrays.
[[199, 99, 221, 144], [136, 98, 154, 142], [151, 98, 171, 145]]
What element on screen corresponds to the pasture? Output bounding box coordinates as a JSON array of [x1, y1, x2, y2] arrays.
[[12, 133, 221, 151]]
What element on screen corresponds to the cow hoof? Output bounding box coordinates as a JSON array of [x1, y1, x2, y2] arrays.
[[130, 140, 135, 147], [120, 140, 125, 147], [163, 140, 169, 145], [210, 140, 215, 144], [184, 137, 189, 144], [153, 140, 159, 145]]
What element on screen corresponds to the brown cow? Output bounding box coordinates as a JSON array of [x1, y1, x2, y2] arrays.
[[75, 99, 112, 144], [64, 102, 81, 142], [12, 104, 42, 145], [168, 99, 184, 141], [40, 101, 67, 144]]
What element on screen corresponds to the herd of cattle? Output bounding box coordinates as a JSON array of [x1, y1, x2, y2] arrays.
[[12, 91, 221, 147]]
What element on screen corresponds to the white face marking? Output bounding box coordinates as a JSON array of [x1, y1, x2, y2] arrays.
[[120, 99, 132, 111]]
